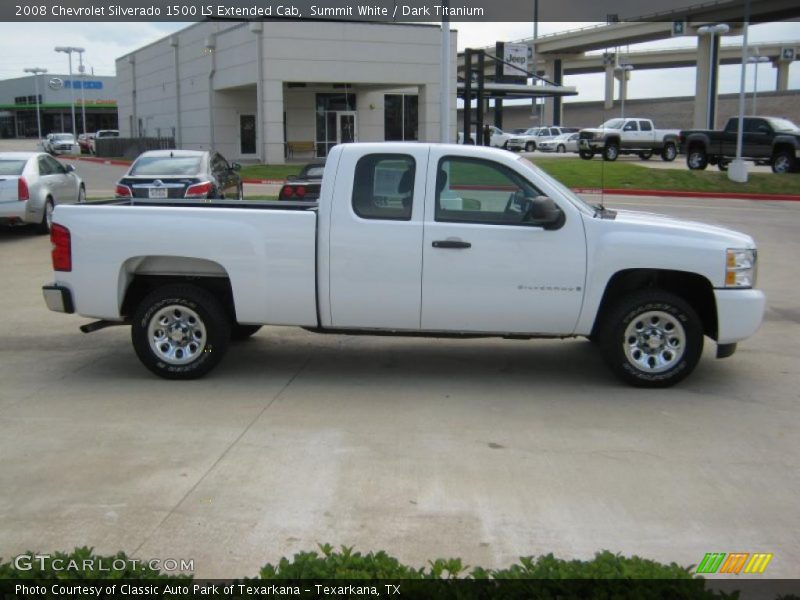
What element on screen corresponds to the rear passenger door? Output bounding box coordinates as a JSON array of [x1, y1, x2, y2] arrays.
[[327, 146, 429, 329]]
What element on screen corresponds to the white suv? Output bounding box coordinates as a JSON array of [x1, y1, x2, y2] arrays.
[[507, 126, 579, 152]]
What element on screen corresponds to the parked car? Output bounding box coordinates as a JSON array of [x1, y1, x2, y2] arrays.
[[46, 133, 80, 156], [43, 143, 764, 387], [0, 152, 85, 233], [578, 118, 680, 162], [78, 133, 95, 154], [537, 132, 580, 153], [507, 126, 579, 153], [680, 116, 800, 173], [90, 129, 119, 155], [115, 150, 243, 201], [457, 126, 512, 148], [279, 161, 325, 201]]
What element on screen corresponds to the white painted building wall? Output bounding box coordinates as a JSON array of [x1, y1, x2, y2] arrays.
[[116, 21, 458, 164]]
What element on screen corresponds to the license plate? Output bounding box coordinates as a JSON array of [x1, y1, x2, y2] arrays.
[[148, 188, 168, 198]]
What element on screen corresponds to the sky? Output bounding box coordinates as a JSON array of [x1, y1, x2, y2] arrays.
[[0, 20, 797, 102]]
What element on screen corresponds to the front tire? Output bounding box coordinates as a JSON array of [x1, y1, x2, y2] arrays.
[[599, 291, 703, 388], [603, 143, 619, 161], [772, 151, 796, 174], [131, 284, 231, 380], [639, 151, 653, 161], [579, 149, 594, 160], [687, 148, 708, 170], [525, 141, 536, 152], [557, 144, 566, 153]]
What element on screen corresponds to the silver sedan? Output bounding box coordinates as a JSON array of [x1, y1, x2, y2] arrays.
[[0, 152, 85, 233], [537, 133, 581, 153]]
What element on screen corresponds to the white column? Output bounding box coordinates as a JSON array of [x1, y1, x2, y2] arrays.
[[263, 79, 285, 165], [604, 64, 615, 110]]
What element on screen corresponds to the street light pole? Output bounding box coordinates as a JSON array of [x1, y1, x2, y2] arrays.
[[747, 55, 769, 115], [23, 67, 47, 140], [54, 46, 84, 136], [76, 49, 87, 136], [697, 24, 730, 130], [729, 0, 749, 183]]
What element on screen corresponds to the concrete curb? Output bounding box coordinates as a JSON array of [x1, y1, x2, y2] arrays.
[[572, 187, 800, 202]]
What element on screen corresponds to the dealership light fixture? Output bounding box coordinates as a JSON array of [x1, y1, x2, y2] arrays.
[[54, 46, 85, 136], [23, 67, 47, 140]]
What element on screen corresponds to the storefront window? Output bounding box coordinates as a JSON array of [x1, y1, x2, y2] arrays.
[[384, 94, 418, 141]]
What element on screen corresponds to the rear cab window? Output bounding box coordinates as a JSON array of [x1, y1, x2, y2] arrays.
[[352, 154, 415, 220]]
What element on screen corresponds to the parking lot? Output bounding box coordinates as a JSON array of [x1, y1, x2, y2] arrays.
[[1, 174, 798, 579]]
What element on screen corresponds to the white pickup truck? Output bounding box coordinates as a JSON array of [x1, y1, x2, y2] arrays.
[[578, 118, 680, 162], [42, 143, 765, 387]]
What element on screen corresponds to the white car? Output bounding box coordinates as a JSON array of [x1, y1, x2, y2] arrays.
[[0, 152, 85, 233], [43, 143, 764, 387], [457, 126, 512, 149], [90, 129, 120, 155], [507, 126, 579, 152], [537, 133, 580, 153], [45, 133, 80, 156]]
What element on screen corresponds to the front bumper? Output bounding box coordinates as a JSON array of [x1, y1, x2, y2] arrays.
[[714, 288, 766, 345], [579, 139, 602, 151], [42, 284, 74, 314]]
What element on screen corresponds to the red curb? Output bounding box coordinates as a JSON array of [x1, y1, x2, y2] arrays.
[[572, 187, 800, 202], [67, 156, 133, 167], [242, 178, 286, 185]]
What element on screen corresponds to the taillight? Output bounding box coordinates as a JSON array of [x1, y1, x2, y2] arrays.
[[185, 181, 213, 198], [294, 185, 306, 199], [115, 184, 132, 197], [279, 185, 294, 200], [18, 177, 29, 201], [51, 224, 72, 272]]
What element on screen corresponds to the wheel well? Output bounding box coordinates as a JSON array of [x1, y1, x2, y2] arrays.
[[772, 142, 795, 159], [592, 269, 718, 340], [604, 136, 620, 146], [121, 275, 236, 322], [687, 141, 705, 154]]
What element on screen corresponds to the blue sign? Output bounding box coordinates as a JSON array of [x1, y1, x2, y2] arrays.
[[65, 80, 103, 90]]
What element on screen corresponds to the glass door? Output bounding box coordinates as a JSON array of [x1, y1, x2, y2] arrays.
[[239, 115, 256, 155], [338, 111, 357, 144]]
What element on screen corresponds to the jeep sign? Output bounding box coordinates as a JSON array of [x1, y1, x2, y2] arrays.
[[503, 43, 528, 77]]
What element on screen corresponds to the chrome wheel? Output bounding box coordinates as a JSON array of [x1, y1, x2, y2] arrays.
[[623, 311, 686, 374], [663, 144, 677, 161], [604, 145, 619, 161], [688, 151, 706, 170], [147, 304, 207, 365], [772, 154, 792, 174], [45, 200, 54, 231]]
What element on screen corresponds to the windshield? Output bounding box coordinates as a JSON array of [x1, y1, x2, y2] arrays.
[[0, 160, 27, 175], [53, 134, 74, 141], [516, 157, 594, 216], [598, 119, 625, 129], [130, 156, 203, 176], [524, 128, 540, 135], [768, 118, 799, 132]]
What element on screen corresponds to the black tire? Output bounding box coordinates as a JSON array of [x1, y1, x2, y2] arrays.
[[525, 142, 536, 152], [579, 149, 594, 160], [771, 151, 796, 174], [717, 160, 729, 172], [599, 290, 704, 388], [131, 284, 231, 380], [37, 197, 54, 235], [639, 151, 653, 161], [557, 144, 566, 153], [502, 141, 509, 150], [687, 148, 708, 170], [603, 143, 619, 161], [661, 142, 677, 162], [231, 324, 262, 340]]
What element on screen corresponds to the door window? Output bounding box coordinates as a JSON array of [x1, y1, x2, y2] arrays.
[[639, 121, 653, 131], [38, 156, 55, 176], [352, 154, 415, 221], [43, 155, 65, 175], [623, 121, 638, 132], [435, 157, 544, 226]]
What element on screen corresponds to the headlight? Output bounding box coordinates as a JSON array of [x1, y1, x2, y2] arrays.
[[725, 248, 757, 288]]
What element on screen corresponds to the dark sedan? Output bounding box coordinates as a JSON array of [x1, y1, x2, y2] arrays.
[[278, 161, 325, 201], [115, 150, 242, 201]]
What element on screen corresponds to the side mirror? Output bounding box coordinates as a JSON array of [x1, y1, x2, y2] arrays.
[[231, 162, 241, 172], [65, 164, 76, 173], [526, 196, 565, 230]]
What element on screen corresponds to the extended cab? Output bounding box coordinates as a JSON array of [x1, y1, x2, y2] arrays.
[[680, 116, 800, 174], [42, 143, 765, 387], [578, 118, 680, 162]]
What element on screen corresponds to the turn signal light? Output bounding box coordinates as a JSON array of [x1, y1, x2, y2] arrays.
[[51, 224, 72, 272]]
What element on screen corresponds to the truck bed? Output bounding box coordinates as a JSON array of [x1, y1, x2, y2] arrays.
[[90, 198, 319, 210]]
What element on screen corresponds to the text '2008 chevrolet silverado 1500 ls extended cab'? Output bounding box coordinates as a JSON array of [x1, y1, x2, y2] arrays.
[[42, 143, 765, 387]]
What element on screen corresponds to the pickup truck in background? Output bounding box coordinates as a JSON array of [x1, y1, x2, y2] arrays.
[[680, 116, 800, 173], [42, 143, 765, 388], [578, 118, 680, 162]]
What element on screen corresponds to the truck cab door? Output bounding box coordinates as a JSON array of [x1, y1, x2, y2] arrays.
[[327, 146, 429, 330], [420, 150, 586, 335]]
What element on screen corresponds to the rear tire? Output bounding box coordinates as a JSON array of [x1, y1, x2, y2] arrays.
[[557, 144, 566, 153], [599, 291, 703, 388], [661, 142, 677, 162], [639, 151, 653, 160], [37, 197, 54, 235], [579, 149, 594, 160], [131, 284, 231, 380], [717, 160, 729, 172]]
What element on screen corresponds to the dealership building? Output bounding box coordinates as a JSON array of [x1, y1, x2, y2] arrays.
[[115, 21, 458, 164], [0, 74, 117, 138]]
